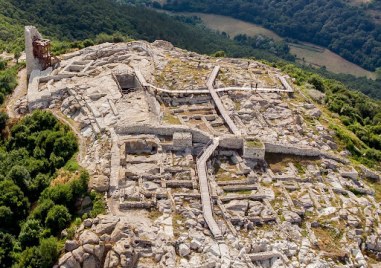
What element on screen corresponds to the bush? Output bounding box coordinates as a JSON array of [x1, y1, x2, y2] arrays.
[[14, 237, 59, 268], [212, 50, 226, 57], [18, 219, 44, 248], [0, 232, 15, 268], [89, 192, 106, 218], [308, 75, 325, 92], [7, 165, 31, 192], [45, 205, 71, 234], [0, 180, 29, 229], [41, 184, 73, 207], [29, 199, 54, 222]]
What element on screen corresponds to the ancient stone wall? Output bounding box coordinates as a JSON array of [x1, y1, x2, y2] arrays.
[[116, 124, 213, 144], [264, 142, 320, 156], [173, 132, 192, 151], [243, 145, 265, 160], [219, 135, 244, 150], [144, 90, 161, 118]]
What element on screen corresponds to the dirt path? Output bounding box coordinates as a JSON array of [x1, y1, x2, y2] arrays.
[[6, 68, 27, 118]]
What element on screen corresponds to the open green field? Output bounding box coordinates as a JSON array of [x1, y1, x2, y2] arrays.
[[177, 12, 376, 79], [289, 43, 378, 79], [179, 12, 283, 41]]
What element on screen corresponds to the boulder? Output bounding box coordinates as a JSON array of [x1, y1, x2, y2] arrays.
[[79, 230, 99, 245], [179, 243, 191, 257], [65, 240, 80, 252], [60, 254, 81, 268], [225, 200, 249, 212], [248, 201, 264, 216], [104, 250, 120, 268], [83, 254, 100, 268], [190, 239, 203, 251], [83, 218, 93, 228], [89, 175, 109, 192], [308, 108, 322, 118], [208, 243, 221, 257], [360, 165, 380, 180], [72, 246, 85, 263], [95, 217, 119, 235], [283, 211, 301, 224]]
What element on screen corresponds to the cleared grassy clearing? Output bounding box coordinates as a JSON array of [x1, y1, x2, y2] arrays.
[[176, 12, 376, 79], [289, 43, 377, 79], [179, 12, 283, 41]]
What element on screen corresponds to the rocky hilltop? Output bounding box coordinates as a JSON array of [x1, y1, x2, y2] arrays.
[[20, 27, 381, 268]]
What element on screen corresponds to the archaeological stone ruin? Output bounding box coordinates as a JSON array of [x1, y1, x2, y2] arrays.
[[17, 26, 381, 268]]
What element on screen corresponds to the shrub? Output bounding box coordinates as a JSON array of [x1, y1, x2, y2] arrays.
[[45, 205, 71, 234]]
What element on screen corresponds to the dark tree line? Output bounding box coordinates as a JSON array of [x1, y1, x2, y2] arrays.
[[0, 111, 100, 268]]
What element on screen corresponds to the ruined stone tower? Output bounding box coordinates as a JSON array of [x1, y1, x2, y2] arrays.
[[25, 26, 43, 77], [25, 26, 58, 78]]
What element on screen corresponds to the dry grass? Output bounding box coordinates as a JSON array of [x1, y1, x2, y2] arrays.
[[155, 57, 210, 89], [148, 209, 162, 221], [216, 173, 245, 182], [172, 213, 185, 238], [290, 42, 376, 79], [265, 153, 320, 173], [51, 169, 81, 186], [180, 12, 282, 41], [313, 226, 347, 262]]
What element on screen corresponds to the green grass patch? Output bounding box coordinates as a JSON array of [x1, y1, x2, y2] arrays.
[[294, 162, 305, 174], [63, 154, 81, 172], [245, 139, 263, 148], [347, 186, 366, 197], [163, 114, 181, 125], [364, 178, 381, 202], [89, 192, 106, 218], [236, 190, 252, 195]]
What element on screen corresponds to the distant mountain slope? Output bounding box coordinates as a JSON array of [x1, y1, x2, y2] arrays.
[[1, 0, 381, 99], [161, 0, 381, 71]]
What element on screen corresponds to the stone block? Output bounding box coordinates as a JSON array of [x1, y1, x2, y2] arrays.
[[173, 132, 192, 151]]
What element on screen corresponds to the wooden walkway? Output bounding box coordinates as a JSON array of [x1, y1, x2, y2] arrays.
[[196, 138, 222, 239], [207, 66, 241, 136]]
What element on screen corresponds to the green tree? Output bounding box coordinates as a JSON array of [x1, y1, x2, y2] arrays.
[[29, 199, 54, 222], [7, 165, 31, 192], [0, 112, 8, 131], [308, 75, 325, 92], [18, 219, 44, 248], [45, 205, 71, 233], [13, 49, 22, 64], [0, 60, 6, 71], [0, 180, 29, 229], [0, 232, 15, 268], [14, 247, 42, 268], [41, 184, 73, 206], [212, 50, 226, 57], [376, 67, 381, 80], [38, 237, 59, 268], [14, 237, 59, 268]]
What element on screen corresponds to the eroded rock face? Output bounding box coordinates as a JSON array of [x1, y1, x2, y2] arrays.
[[58, 216, 139, 268], [89, 175, 110, 192]]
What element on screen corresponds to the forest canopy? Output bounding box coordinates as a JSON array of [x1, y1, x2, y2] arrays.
[[162, 0, 381, 72]]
